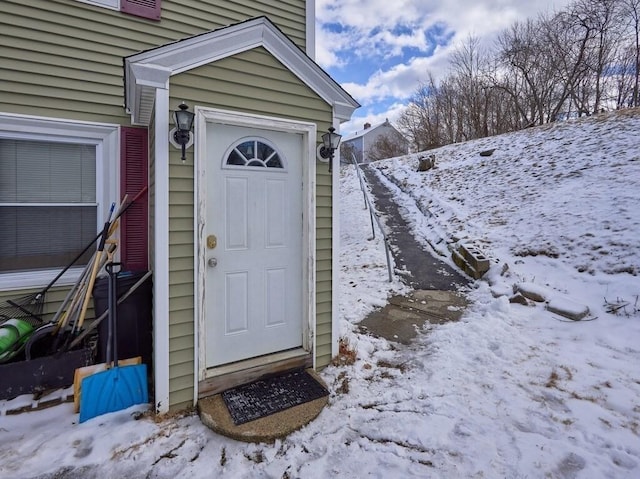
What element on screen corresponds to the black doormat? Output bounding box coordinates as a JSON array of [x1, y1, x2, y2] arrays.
[[221, 369, 329, 426]]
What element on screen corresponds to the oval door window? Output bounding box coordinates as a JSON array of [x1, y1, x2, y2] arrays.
[[223, 137, 286, 170]]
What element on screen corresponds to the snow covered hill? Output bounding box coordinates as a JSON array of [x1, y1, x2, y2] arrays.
[[365, 108, 640, 318], [335, 108, 640, 477]]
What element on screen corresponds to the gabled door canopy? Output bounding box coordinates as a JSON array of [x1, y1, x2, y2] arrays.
[[124, 16, 360, 126]]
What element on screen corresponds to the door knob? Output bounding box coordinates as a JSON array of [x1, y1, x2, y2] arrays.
[[208, 258, 218, 267]]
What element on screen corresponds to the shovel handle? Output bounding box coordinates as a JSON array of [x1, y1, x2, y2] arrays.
[[105, 262, 122, 276], [106, 261, 123, 368]]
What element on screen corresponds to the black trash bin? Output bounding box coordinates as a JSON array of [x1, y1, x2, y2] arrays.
[[92, 271, 153, 370]]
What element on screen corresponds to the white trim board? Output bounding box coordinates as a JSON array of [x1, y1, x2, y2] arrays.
[[152, 89, 171, 414], [331, 116, 341, 360], [306, 0, 316, 60]]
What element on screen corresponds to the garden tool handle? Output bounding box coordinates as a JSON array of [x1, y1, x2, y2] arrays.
[[106, 261, 122, 368], [105, 261, 122, 276]]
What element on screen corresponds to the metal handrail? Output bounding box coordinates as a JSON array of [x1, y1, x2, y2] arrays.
[[349, 154, 393, 283]]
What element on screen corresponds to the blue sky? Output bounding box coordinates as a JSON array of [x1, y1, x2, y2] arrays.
[[315, 0, 574, 137]]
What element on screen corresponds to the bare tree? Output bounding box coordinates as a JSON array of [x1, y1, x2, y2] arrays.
[[611, 44, 637, 108], [547, 9, 594, 119], [366, 130, 409, 162], [496, 17, 571, 125], [450, 35, 491, 139], [439, 77, 464, 143], [396, 0, 637, 153], [397, 76, 444, 151], [570, 0, 621, 112], [339, 141, 357, 164], [622, 0, 640, 106]]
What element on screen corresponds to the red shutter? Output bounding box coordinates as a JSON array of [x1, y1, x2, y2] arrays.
[[120, 127, 149, 271], [120, 0, 161, 21]]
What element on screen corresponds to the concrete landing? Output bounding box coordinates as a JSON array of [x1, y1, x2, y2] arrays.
[[198, 369, 328, 443], [359, 290, 468, 344]]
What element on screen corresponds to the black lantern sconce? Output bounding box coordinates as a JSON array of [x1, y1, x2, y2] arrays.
[[170, 102, 195, 162], [318, 126, 342, 172]]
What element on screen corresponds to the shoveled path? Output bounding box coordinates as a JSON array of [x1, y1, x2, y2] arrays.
[[360, 164, 469, 291]]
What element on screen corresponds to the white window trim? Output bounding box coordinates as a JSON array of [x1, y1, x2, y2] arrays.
[[74, 0, 119, 11], [0, 113, 119, 291]]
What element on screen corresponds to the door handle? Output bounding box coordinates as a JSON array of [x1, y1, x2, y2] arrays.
[[208, 258, 218, 268]]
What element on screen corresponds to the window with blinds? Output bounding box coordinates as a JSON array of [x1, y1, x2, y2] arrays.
[[0, 139, 97, 273]]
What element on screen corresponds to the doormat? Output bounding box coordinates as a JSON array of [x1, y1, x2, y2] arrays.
[[222, 369, 329, 426]]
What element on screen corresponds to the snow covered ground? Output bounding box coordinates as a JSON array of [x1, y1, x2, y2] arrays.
[[1, 110, 639, 478]]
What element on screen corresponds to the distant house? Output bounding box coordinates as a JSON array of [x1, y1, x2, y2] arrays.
[[342, 119, 409, 164]]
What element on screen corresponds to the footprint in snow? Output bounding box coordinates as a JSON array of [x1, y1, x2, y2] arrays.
[[554, 452, 586, 479], [72, 436, 94, 459]]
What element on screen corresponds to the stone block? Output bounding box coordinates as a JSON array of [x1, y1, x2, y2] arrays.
[[452, 250, 482, 279], [546, 297, 590, 321], [417, 154, 436, 171], [464, 263, 483, 280], [459, 243, 490, 274], [509, 293, 529, 305], [452, 249, 466, 269], [514, 282, 550, 302]]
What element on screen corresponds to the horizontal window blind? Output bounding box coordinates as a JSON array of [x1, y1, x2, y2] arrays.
[[0, 139, 97, 273], [0, 139, 95, 203]]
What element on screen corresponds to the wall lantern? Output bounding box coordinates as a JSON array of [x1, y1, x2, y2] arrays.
[[169, 102, 195, 162], [318, 126, 342, 172]]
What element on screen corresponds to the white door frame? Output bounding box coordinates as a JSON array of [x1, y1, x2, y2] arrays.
[[194, 107, 317, 385]]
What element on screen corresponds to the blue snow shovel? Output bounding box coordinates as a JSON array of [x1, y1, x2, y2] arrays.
[[79, 261, 148, 423]]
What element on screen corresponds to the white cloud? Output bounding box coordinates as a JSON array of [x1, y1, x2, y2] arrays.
[[317, 0, 575, 123], [318, 0, 570, 41], [341, 55, 443, 104], [318, 0, 573, 71], [317, 0, 427, 30]]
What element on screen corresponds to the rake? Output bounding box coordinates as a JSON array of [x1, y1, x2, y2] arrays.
[[0, 219, 113, 364], [0, 229, 106, 329]]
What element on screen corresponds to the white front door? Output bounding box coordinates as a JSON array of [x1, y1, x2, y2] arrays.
[[205, 123, 303, 368]]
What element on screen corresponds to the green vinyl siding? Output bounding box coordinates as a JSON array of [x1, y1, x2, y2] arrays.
[[167, 136, 196, 407], [0, 0, 308, 123], [170, 49, 329, 123]]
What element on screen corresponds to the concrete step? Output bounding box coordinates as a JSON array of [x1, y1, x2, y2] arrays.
[[359, 290, 468, 344], [198, 368, 328, 443]]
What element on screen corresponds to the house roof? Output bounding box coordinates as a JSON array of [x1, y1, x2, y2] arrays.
[[343, 118, 396, 142], [124, 16, 360, 126]]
